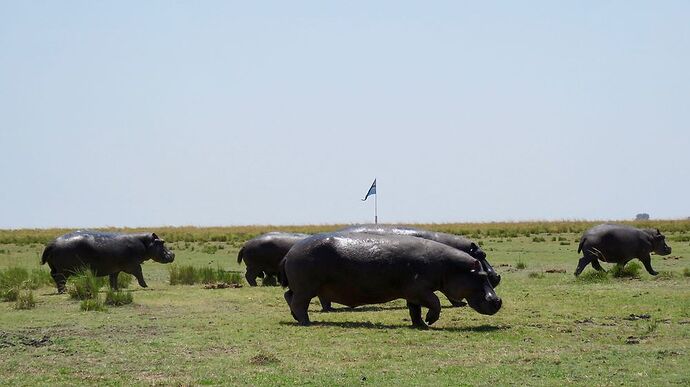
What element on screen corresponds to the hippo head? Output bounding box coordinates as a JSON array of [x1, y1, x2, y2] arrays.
[[468, 243, 501, 287], [145, 233, 175, 263], [443, 259, 502, 315], [648, 229, 672, 256]]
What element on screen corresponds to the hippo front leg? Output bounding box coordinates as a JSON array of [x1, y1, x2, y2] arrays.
[[639, 255, 659, 276], [124, 264, 148, 288], [407, 301, 426, 328]]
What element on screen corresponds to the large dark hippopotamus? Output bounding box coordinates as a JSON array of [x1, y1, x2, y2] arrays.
[[574, 224, 672, 276], [279, 232, 502, 328], [41, 230, 175, 293], [237, 232, 310, 286], [341, 224, 500, 287]]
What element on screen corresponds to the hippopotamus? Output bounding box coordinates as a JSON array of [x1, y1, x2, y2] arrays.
[[574, 224, 672, 276], [41, 230, 175, 293], [237, 232, 311, 286], [342, 225, 500, 287], [279, 232, 502, 328]]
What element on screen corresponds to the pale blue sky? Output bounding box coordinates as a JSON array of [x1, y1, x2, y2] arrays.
[[1, 1, 688, 229]]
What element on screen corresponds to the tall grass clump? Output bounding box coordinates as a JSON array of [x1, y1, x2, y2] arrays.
[[80, 296, 107, 311], [516, 260, 527, 270], [105, 289, 133, 306], [67, 269, 104, 300], [1, 287, 19, 302], [169, 265, 243, 285], [609, 262, 641, 278], [15, 290, 36, 309], [683, 268, 690, 277], [109, 273, 132, 289], [577, 270, 610, 283]]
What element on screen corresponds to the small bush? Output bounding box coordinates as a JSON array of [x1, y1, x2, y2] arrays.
[[610, 262, 641, 278], [528, 272, 545, 279], [169, 265, 198, 285], [15, 290, 36, 309], [201, 245, 219, 254], [169, 265, 243, 286], [1, 287, 19, 302], [532, 237, 546, 243], [80, 296, 107, 312], [516, 260, 527, 270], [559, 241, 571, 245], [28, 269, 53, 289], [683, 268, 690, 277], [653, 271, 676, 280], [0, 267, 29, 289], [105, 289, 133, 306], [67, 269, 104, 300], [577, 270, 609, 283]]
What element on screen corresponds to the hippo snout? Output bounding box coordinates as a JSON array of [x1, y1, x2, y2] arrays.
[[468, 293, 502, 315], [166, 251, 176, 263]]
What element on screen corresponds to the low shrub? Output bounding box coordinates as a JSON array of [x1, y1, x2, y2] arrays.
[[80, 296, 107, 312], [67, 269, 104, 300], [683, 268, 690, 277], [15, 290, 36, 309], [532, 237, 546, 243], [528, 272, 545, 279], [104, 289, 133, 306], [577, 270, 609, 283], [610, 262, 641, 278], [516, 260, 527, 270], [1, 287, 19, 302], [169, 265, 243, 286]]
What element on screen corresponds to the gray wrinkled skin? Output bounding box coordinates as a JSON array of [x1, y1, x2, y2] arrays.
[[574, 224, 672, 276], [342, 224, 500, 287], [237, 232, 310, 286], [280, 232, 502, 328], [41, 230, 175, 293]]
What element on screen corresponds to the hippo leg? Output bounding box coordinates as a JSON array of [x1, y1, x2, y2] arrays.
[[124, 264, 148, 288], [318, 296, 335, 312], [288, 293, 313, 326], [283, 290, 298, 321], [418, 293, 442, 326], [47, 263, 67, 293], [406, 301, 427, 329], [109, 273, 119, 290], [590, 258, 605, 272], [244, 267, 260, 287], [574, 256, 593, 276], [639, 255, 659, 276]]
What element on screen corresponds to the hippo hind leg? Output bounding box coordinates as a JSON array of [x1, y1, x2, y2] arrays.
[[244, 267, 261, 287], [590, 258, 605, 272], [318, 296, 335, 312], [109, 273, 119, 290], [48, 264, 67, 293], [574, 255, 593, 276], [283, 290, 298, 321], [288, 293, 313, 326]]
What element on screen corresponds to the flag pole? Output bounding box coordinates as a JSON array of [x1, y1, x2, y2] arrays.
[[375, 185, 378, 224]]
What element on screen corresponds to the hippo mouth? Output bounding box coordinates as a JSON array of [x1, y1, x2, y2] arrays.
[[154, 252, 175, 263], [467, 295, 502, 315]]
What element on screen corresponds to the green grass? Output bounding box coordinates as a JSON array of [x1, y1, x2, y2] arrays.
[[610, 262, 642, 278], [80, 296, 107, 312], [67, 269, 104, 300], [1, 223, 689, 385], [14, 289, 36, 309], [169, 264, 242, 285], [104, 289, 133, 306]]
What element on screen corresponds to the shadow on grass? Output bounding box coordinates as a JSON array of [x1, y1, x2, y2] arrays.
[[279, 320, 509, 332], [315, 304, 466, 314]]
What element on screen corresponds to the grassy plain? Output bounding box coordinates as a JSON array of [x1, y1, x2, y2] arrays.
[[1, 221, 690, 385]]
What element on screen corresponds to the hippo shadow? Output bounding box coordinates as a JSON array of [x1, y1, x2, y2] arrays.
[[315, 305, 408, 313], [280, 320, 509, 332]]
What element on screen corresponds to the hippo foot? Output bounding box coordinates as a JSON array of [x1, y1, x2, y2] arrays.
[[297, 321, 311, 327], [649, 271, 659, 276], [411, 322, 429, 330]]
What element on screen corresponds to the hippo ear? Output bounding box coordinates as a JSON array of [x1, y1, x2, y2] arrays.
[[151, 233, 159, 240], [656, 228, 661, 235]]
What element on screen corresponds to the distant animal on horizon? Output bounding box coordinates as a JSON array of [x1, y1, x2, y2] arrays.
[[237, 232, 310, 286], [279, 232, 502, 328], [41, 230, 175, 293], [574, 224, 671, 276]]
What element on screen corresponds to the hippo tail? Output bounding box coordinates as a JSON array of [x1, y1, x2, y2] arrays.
[[278, 258, 289, 287], [41, 243, 54, 265], [577, 238, 585, 254], [237, 246, 245, 265]]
